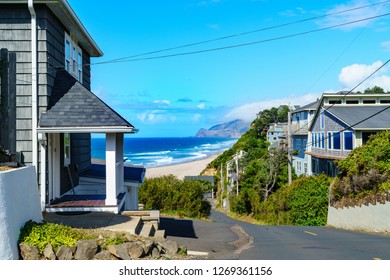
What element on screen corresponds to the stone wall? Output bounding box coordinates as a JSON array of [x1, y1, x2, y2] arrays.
[[0, 166, 43, 259]]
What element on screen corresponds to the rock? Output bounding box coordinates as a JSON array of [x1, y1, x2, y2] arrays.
[[19, 243, 41, 260], [107, 244, 131, 260], [127, 242, 144, 259], [158, 239, 179, 254], [141, 240, 155, 256], [74, 240, 98, 260], [151, 247, 161, 259], [56, 246, 73, 260], [43, 243, 56, 260], [195, 119, 250, 138], [93, 250, 118, 260]]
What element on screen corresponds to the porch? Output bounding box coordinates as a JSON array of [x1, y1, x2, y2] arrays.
[[45, 163, 145, 213], [37, 74, 140, 214]]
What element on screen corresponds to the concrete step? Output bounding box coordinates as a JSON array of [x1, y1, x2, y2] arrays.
[[138, 222, 155, 237], [154, 229, 165, 239]]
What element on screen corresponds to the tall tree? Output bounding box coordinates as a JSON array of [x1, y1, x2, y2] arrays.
[[364, 86, 386, 94]]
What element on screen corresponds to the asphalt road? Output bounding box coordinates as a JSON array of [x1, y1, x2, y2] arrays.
[[161, 209, 390, 260]]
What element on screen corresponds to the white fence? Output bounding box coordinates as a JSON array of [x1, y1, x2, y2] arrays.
[[0, 166, 43, 259]]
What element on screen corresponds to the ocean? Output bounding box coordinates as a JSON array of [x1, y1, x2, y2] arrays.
[[91, 137, 237, 168]]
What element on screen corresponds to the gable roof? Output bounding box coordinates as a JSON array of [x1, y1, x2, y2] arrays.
[[292, 100, 319, 113], [309, 92, 390, 130], [38, 71, 137, 134], [326, 106, 390, 130]]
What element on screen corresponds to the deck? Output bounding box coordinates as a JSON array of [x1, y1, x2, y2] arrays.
[[46, 193, 126, 213]]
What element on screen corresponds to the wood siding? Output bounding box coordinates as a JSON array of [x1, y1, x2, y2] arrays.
[[1, 4, 92, 191]]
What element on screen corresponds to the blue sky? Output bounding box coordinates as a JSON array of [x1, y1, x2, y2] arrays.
[[67, 0, 390, 137]]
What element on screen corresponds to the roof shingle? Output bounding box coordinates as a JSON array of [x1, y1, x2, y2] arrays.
[[39, 71, 135, 130]]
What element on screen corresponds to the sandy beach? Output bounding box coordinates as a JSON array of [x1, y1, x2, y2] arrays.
[[144, 154, 219, 179]]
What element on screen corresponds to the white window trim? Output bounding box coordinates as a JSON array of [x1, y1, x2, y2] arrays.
[[65, 33, 83, 82]]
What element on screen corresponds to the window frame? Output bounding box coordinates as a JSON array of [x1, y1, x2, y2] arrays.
[[65, 33, 83, 82], [320, 111, 325, 129]]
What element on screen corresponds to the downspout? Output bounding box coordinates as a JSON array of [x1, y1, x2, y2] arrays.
[[28, 0, 38, 172]]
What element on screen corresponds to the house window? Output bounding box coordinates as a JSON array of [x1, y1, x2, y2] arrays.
[[312, 158, 319, 174], [320, 132, 325, 149], [297, 161, 302, 171], [380, 99, 390, 104], [344, 131, 353, 150], [346, 100, 359, 104], [65, 40, 70, 72], [333, 132, 341, 150], [65, 33, 82, 81], [304, 163, 307, 174], [312, 133, 317, 148], [327, 132, 332, 149], [320, 111, 325, 129], [363, 100, 375, 104]]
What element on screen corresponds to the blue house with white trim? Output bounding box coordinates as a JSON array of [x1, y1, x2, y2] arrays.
[[306, 91, 390, 177]]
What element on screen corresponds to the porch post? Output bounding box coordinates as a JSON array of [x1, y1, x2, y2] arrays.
[[116, 133, 124, 196], [105, 133, 117, 205], [39, 137, 47, 211]]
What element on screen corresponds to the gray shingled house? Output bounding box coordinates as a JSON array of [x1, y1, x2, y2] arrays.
[[306, 92, 390, 177], [0, 0, 143, 213]]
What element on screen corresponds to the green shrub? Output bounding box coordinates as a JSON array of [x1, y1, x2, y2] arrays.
[[139, 175, 211, 219], [332, 130, 390, 201], [255, 175, 331, 226], [19, 220, 87, 253], [288, 175, 330, 226]]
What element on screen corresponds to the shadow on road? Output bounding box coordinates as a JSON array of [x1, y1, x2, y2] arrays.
[[160, 217, 197, 239]]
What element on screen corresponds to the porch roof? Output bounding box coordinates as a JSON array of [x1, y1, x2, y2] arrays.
[[38, 71, 138, 134]]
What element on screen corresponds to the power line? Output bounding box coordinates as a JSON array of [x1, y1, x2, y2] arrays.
[[304, 105, 390, 153], [303, 0, 387, 95], [290, 58, 390, 137], [15, 8, 390, 74], [91, 12, 390, 64], [97, 0, 390, 64]]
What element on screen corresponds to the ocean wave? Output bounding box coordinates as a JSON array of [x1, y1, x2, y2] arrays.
[[92, 137, 237, 168]]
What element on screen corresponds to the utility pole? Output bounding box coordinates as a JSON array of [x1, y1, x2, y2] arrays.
[[235, 154, 239, 196], [287, 110, 292, 186], [220, 163, 223, 206]]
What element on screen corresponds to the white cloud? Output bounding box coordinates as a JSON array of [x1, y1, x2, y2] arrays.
[[316, 0, 387, 31], [153, 100, 170, 105], [192, 114, 202, 122], [223, 93, 321, 122], [197, 103, 206, 109], [196, 0, 221, 7], [338, 60, 390, 91], [207, 23, 220, 29], [137, 110, 176, 124], [381, 41, 390, 52]]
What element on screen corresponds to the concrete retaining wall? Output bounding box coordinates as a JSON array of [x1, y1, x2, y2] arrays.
[[327, 202, 390, 232], [0, 166, 43, 259]]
